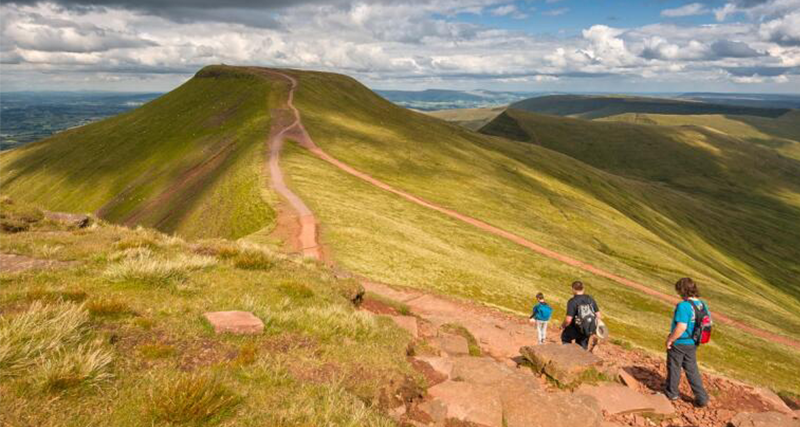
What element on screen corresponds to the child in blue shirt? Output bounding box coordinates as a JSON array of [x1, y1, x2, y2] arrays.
[[529, 293, 553, 344], [665, 278, 709, 407]]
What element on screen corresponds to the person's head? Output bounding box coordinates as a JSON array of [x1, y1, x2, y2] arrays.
[[536, 292, 545, 303], [674, 277, 700, 300], [571, 281, 585, 295]]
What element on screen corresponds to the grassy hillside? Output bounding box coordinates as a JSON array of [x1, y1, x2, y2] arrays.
[[511, 95, 790, 119], [0, 199, 416, 426], [480, 109, 800, 301], [599, 111, 800, 161], [424, 107, 505, 131], [277, 69, 800, 392], [0, 66, 278, 240]]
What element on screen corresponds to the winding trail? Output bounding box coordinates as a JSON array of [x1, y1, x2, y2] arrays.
[[266, 70, 800, 351], [266, 71, 322, 259]]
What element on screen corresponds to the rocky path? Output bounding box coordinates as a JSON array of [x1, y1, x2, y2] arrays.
[[362, 281, 798, 427], [264, 68, 800, 351]]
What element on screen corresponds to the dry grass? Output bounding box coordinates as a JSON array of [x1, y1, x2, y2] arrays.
[[149, 373, 240, 424], [104, 251, 216, 286], [86, 297, 134, 317], [0, 301, 113, 391]]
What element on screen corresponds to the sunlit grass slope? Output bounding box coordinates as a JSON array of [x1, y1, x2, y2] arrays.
[[278, 69, 800, 391], [480, 108, 800, 302], [510, 94, 790, 119], [1, 200, 414, 426], [0, 66, 278, 240], [424, 107, 505, 131], [599, 111, 800, 161]]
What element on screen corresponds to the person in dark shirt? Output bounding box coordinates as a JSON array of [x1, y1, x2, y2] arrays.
[[560, 281, 601, 350]]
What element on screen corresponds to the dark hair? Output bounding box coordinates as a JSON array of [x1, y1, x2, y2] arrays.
[[536, 292, 544, 300], [675, 277, 700, 298], [571, 281, 584, 291]]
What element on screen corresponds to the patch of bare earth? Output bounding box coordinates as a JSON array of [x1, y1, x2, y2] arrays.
[[0, 253, 77, 273]]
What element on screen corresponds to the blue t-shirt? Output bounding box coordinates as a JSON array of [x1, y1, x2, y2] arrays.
[[531, 302, 553, 321], [671, 299, 708, 346]]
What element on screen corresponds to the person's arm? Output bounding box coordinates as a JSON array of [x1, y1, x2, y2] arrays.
[[592, 298, 601, 321], [561, 315, 573, 329], [666, 322, 688, 349]]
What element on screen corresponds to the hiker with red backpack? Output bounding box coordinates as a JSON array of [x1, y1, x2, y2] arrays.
[[665, 277, 711, 408], [560, 281, 601, 350]]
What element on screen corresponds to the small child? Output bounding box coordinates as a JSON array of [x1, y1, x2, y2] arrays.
[[529, 292, 553, 344]]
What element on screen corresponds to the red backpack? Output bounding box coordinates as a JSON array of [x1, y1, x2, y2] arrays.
[[691, 301, 712, 345]]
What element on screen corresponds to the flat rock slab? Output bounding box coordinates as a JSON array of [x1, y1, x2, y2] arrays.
[[415, 356, 454, 379], [204, 311, 264, 334], [436, 333, 469, 356], [0, 253, 76, 273], [521, 343, 603, 387], [427, 380, 503, 427], [389, 315, 418, 338], [578, 383, 675, 415], [753, 387, 794, 415], [729, 411, 800, 427], [501, 380, 602, 427], [450, 356, 515, 385], [44, 211, 91, 228]]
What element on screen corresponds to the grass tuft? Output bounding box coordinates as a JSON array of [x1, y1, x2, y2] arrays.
[[139, 344, 176, 359], [149, 373, 240, 424], [86, 297, 134, 317], [231, 249, 274, 270], [38, 343, 114, 392], [104, 251, 216, 286]]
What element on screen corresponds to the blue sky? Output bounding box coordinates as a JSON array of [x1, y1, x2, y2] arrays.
[[1, 0, 798, 92]]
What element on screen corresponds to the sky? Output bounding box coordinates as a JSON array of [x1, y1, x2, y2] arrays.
[[1, 0, 799, 93]]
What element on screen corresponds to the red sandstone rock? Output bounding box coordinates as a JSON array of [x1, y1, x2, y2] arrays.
[[203, 311, 264, 334]]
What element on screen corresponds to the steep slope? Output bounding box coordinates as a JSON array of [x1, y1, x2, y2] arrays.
[[274, 69, 800, 391], [511, 94, 790, 119], [479, 109, 800, 301], [424, 107, 506, 131], [0, 66, 280, 239]]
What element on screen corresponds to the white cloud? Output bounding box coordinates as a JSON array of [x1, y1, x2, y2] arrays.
[[661, 3, 709, 18]]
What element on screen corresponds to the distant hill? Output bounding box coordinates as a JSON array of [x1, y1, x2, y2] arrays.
[[679, 93, 800, 110], [376, 88, 535, 110], [0, 66, 276, 239], [511, 94, 790, 119], [424, 106, 505, 130]]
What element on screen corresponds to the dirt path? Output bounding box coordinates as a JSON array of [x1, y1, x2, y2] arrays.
[[362, 281, 793, 427], [266, 70, 800, 351], [265, 72, 323, 260]]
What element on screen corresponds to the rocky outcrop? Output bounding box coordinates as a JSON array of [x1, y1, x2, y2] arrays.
[[520, 343, 604, 387], [728, 411, 800, 427], [44, 211, 91, 228], [578, 383, 675, 416]]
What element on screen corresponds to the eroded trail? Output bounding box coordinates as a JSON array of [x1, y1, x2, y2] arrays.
[[267, 70, 800, 351], [265, 71, 322, 260]]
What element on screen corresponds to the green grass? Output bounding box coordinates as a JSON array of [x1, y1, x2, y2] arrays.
[[274, 69, 800, 392], [0, 66, 278, 240], [510, 94, 789, 119], [0, 204, 416, 426]]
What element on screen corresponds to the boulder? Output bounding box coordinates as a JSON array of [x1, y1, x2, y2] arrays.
[[436, 333, 469, 356], [44, 211, 91, 228], [414, 356, 454, 379], [203, 311, 264, 334], [578, 383, 675, 415], [618, 368, 642, 391], [520, 343, 603, 387], [753, 388, 794, 414], [450, 356, 515, 385], [728, 411, 800, 427], [389, 315, 418, 338], [426, 380, 503, 427]]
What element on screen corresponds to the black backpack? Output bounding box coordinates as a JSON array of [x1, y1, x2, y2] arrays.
[[690, 301, 712, 346], [574, 299, 598, 336]]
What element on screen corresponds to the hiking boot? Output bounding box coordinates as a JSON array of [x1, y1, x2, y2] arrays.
[[695, 400, 709, 408]]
